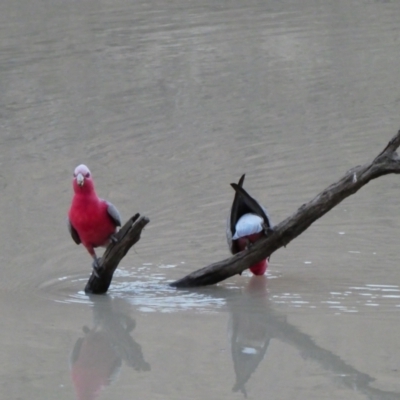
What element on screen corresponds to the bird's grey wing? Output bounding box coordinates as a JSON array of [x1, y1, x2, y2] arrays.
[[106, 201, 122, 227], [260, 204, 273, 228], [67, 219, 81, 244], [230, 183, 272, 228], [226, 220, 241, 254], [227, 174, 246, 254], [226, 217, 234, 253], [229, 174, 246, 236]]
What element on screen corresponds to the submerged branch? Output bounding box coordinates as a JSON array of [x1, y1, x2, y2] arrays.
[[85, 214, 150, 294], [171, 129, 400, 288]]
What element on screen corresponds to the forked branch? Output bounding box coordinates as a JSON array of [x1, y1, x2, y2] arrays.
[[85, 214, 150, 294]]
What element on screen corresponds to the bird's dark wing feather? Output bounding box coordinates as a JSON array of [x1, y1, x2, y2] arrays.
[[106, 202, 122, 227], [67, 219, 81, 244], [230, 183, 272, 228], [229, 174, 246, 236]]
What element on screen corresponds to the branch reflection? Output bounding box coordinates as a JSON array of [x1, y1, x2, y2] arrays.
[[225, 276, 400, 399]]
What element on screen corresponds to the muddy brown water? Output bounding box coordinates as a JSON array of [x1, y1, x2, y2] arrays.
[[1, 0, 400, 399]]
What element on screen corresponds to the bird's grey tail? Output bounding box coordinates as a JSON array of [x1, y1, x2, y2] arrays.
[[230, 182, 272, 229]]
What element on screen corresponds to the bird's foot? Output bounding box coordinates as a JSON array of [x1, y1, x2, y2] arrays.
[[263, 223, 275, 237], [244, 238, 252, 250], [110, 234, 118, 244], [92, 257, 102, 278]]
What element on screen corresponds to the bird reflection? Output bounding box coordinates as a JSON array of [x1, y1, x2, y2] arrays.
[[224, 276, 400, 400], [70, 296, 150, 400], [227, 276, 275, 397]]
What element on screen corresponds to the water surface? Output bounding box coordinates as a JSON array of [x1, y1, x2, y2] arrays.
[[1, 0, 400, 398]]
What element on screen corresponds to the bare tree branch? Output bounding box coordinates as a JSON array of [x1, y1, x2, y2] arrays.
[[85, 214, 150, 294], [171, 129, 400, 288]]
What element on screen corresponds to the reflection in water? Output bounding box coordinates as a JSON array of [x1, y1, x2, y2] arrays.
[[70, 297, 150, 400], [225, 277, 400, 399], [227, 276, 274, 397]]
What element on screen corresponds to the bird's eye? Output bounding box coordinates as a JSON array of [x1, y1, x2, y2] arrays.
[[73, 173, 76, 177], [85, 172, 90, 178]]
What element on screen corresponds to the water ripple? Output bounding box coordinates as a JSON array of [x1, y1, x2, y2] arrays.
[[37, 263, 230, 313], [271, 283, 400, 314]]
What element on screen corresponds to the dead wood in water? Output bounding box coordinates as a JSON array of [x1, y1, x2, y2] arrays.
[[171, 129, 400, 288], [85, 214, 150, 295]]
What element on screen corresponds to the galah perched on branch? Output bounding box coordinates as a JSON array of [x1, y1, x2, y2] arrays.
[[226, 174, 273, 275], [68, 164, 121, 276]]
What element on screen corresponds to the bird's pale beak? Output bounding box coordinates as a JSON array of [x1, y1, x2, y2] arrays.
[[76, 173, 84, 187]]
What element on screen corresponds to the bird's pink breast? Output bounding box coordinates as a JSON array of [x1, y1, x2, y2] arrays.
[[69, 197, 116, 248]]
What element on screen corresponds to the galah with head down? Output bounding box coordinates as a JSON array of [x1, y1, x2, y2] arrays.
[[68, 164, 121, 275], [226, 174, 273, 275]]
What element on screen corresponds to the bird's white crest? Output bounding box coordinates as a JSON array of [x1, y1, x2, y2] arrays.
[[74, 164, 91, 176], [232, 213, 263, 240]]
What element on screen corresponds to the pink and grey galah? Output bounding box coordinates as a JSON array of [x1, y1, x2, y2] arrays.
[[68, 164, 121, 275], [226, 174, 273, 275]]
